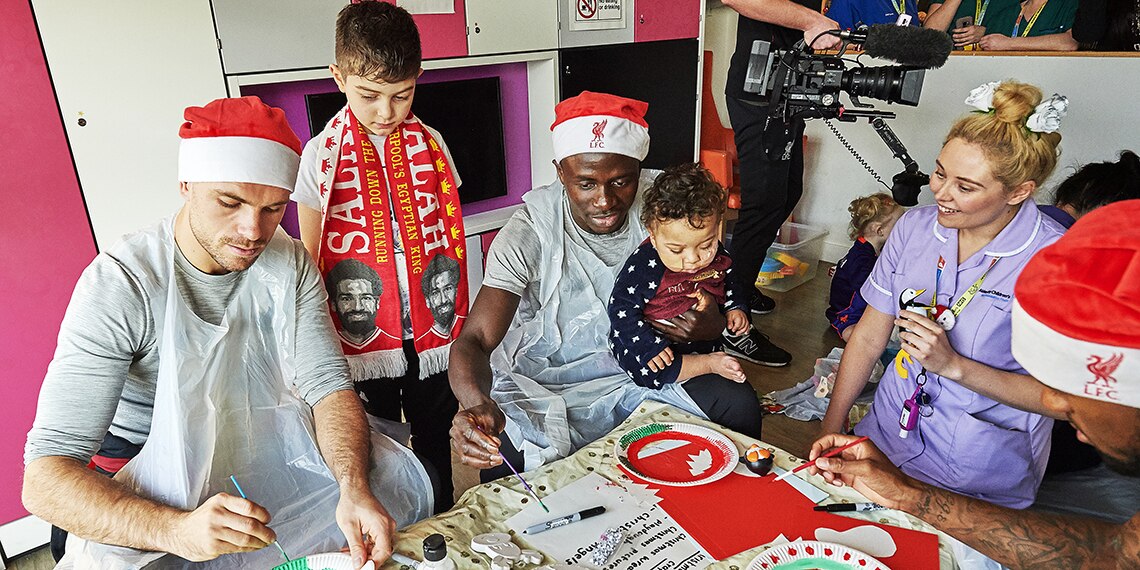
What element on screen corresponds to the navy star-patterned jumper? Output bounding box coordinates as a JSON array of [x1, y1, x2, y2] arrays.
[[607, 239, 746, 388]]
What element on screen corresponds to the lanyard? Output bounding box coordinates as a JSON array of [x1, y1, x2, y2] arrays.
[[899, 255, 1000, 438], [974, 0, 992, 25], [890, 0, 906, 16], [935, 255, 999, 319], [1012, 0, 1047, 37]]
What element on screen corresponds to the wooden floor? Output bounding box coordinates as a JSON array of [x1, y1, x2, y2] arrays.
[[7, 263, 839, 569]]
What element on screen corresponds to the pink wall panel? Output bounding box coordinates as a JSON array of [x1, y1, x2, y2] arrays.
[[634, 0, 701, 43], [0, 2, 98, 525], [382, 0, 468, 59]]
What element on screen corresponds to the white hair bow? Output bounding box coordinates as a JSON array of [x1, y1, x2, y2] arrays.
[[1026, 93, 1069, 133], [965, 81, 1001, 112]]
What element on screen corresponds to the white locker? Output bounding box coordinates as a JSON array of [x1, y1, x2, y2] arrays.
[[466, 0, 559, 55], [33, 0, 226, 249]]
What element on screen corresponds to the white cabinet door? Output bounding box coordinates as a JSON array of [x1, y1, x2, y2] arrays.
[[466, 0, 559, 55], [212, 0, 344, 74], [33, 0, 226, 249]]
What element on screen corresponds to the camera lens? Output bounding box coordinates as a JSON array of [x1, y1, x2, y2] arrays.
[[842, 67, 926, 106]]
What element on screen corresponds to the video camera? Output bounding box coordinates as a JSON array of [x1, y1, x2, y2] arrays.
[[742, 25, 954, 205], [743, 37, 925, 122]]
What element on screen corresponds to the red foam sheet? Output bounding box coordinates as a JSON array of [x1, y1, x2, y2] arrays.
[[623, 469, 939, 569]]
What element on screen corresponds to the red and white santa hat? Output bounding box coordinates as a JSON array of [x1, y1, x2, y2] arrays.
[[1012, 199, 1140, 408], [178, 96, 302, 192], [551, 91, 650, 162]]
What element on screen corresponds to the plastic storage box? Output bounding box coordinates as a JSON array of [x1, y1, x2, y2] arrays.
[[755, 222, 829, 292]]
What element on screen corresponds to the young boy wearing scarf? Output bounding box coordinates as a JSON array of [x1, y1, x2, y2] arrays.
[[294, 1, 466, 511]]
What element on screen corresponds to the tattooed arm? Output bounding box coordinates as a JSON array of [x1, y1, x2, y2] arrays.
[[908, 482, 1138, 568], [808, 433, 1140, 569]]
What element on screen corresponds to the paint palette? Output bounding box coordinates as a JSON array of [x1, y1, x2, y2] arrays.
[[615, 422, 737, 486], [745, 541, 891, 570]]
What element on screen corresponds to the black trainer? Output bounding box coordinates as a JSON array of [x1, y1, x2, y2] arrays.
[[722, 329, 791, 367], [750, 291, 776, 315]]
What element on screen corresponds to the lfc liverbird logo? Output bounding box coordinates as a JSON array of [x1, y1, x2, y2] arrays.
[[1084, 353, 1124, 400], [590, 119, 607, 149]]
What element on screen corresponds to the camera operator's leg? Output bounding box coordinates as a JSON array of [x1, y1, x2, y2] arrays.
[[726, 96, 805, 315]]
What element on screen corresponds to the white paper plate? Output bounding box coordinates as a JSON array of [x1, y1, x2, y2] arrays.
[[274, 552, 356, 570], [745, 541, 891, 570], [615, 422, 737, 486]]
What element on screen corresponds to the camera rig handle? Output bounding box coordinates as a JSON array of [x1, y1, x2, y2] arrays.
[[870, 116, 928, 206], [830, 110, 928, 206], [838, 110, 921, 176], [869, 116, 920, 176]]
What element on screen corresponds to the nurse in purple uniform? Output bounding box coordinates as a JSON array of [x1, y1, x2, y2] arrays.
[[820, 80, 1069, 509]]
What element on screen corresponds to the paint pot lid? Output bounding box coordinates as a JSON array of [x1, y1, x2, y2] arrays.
[[423, 533, 447, 561]]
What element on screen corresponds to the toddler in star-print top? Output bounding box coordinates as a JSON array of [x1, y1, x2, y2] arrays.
[[608, 163, 750, 388]]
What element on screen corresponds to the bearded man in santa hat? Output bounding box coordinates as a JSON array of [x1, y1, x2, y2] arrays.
[[23, 96, 433, 569]]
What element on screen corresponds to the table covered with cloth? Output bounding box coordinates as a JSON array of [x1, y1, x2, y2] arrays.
[[383, 401, 957, 569]]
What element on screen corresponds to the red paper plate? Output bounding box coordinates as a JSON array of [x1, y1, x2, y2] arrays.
[[615, 422, 737, 486]]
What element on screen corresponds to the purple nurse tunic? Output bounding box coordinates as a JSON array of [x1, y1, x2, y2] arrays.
[[856, 199, 1066, 508]]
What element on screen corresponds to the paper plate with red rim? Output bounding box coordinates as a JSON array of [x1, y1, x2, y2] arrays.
[[615, 422, 737, 486], [746, 541, 891, 570]]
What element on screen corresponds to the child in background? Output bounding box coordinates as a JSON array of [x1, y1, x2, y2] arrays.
[[293, 1, 466, 512], [827, 193, 902, 340], [608, 163, 751, 389]]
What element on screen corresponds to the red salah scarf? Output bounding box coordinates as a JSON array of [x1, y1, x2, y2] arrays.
[[314, 105, 468, 380]]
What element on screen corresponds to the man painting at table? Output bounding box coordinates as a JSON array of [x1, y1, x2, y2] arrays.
[[448, 91, 765, 478], [809, 200, 1140, 568], [22, 97, 431, 569]]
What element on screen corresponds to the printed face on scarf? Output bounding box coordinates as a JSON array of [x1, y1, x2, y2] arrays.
[[335, 279, 380, 338], [331, 65, 420, 138], [556, 152, 641, 235], [178, 182, 291, 274], [1041, 386, 1140, 476], [930, 138, 1034, 234], [425, 269, 459, 329], [648, 215, 720, 273]]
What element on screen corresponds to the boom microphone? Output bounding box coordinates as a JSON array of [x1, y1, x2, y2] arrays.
[[840, 25, 953, 69]]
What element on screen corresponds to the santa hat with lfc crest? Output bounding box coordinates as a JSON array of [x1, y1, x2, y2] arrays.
[[1012, 199, 1140, 408], [551, 91, 650, 162]]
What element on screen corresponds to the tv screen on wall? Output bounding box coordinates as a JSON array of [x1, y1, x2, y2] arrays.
[[305, 77, 509, 206]]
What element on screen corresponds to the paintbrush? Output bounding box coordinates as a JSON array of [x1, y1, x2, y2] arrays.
[[229, 475, 291, 563], [773, 435, 871, 482], [476, 425, 549, 512]]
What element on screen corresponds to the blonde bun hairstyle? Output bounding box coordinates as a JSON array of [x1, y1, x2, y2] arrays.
[[946, 80, 1062, 191]]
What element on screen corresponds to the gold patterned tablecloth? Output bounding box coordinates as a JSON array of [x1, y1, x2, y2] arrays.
[[384, 401, 956, 569]]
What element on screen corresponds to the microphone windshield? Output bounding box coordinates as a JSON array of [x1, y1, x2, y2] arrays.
[[863, 25, 953, 68]]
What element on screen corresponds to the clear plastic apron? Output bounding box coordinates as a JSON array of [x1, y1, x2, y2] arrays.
[[62, 220, 431, 569], [490, 173, 704, 471]]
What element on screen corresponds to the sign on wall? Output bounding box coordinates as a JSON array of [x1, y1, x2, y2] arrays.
[[569, 0, 626, 31], [398, 0, 455, 15]]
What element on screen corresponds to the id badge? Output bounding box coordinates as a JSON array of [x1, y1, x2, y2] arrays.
[[896, 14, 913, 26], [898, 397, 920, 438]]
